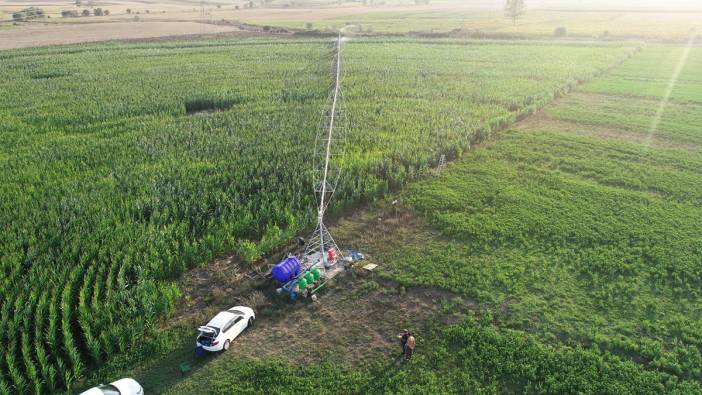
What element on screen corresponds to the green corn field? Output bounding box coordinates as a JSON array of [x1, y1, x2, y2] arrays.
[[0, 36, 654, 393]]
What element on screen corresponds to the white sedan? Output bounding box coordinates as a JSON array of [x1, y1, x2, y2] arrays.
[[196, 306, 255, 352], [80, 378, 143, 395]]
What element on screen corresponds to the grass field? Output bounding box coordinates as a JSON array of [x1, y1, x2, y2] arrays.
[[75, 43, 702, 394], [2, 2, 701, 392], [331, 44, 702, 390], [0, 37, 637, 394]]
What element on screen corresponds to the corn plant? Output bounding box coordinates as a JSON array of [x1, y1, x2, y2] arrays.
[[0, 37, 639, 393]]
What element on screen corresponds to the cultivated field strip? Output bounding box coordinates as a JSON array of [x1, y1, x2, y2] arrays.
[[580, 46, 702, 103], [0, 38, 636, 393], [544, 92, 702, 147], [385, 46, 702, 389]]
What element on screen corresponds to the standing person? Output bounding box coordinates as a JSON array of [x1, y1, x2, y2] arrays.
[[405, 332, 416, 360], [397, 329, 409, 356]]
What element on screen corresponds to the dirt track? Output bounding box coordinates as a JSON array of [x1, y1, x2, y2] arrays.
[[0, 21, 239, 49]]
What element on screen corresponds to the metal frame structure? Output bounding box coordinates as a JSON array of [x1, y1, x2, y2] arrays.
[[303, 33, 346, 269], [437, 154, 446, 173], [277, 33, 348, 300]]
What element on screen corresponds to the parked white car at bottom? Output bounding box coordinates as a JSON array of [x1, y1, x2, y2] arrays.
[[197, 306, 255, 352], [80, 378, 143, 395]]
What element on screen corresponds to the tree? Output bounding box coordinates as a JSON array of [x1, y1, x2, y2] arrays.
[[104, 9, 110, 15], [553, 26, 567, 37], [94, 8, 103, 16], [504, 0, 526, 26], [13, 7, 44, 21], [82, 8, 90, 16], [27, 7, 45, 18], [126, 8, 131, 14]]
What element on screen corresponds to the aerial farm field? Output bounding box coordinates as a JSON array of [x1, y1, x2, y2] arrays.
[[2, 0, 702, 391], [80, 43, 702, 394], [0, 37, 639, 394], [332, 45, 702, 392], [245, 8, 702, 39], [1, 0, 701, 49]]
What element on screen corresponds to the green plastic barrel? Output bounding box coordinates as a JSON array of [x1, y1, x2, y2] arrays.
[[304, 272, 314, 284], [297, 278, 308, 290], [311, 268, 321, 280]]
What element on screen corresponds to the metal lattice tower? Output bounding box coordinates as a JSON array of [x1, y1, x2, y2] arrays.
[[304, 33, 347, 269], [438, 154, 446, 172]]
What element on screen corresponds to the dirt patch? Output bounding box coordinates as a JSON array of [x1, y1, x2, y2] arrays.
[[169, 252, 472, 365], [0, 21, 240, 49], [221, 278, 472, 366], [140, 246, 474, 393], [170, 196, 446, 328], [156, 201, 476, 388]]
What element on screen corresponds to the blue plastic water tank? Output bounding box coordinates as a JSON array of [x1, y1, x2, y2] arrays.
[[272, 256, 301, 283]]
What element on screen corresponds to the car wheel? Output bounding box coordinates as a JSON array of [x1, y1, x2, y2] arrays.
[[248, 317, 254, 329], [223, 340, 230, 351]]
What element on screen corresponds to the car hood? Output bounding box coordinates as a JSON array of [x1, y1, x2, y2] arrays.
[[112, 378, 143, 395]]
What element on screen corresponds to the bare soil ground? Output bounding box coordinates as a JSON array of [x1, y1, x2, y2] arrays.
[[133, 278, 473, 392], [127, 203, 475, 393], [169, 204, 474, 366], [0, 20, 240, 49], [0, 0, 472, 49]]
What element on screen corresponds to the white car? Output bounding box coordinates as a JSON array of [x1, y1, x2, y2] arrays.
[[80, 378, 143, 395], [196, 306, 255, 352]]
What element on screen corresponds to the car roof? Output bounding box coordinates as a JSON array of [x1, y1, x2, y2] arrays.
[[228, 305, 252, 314], [206, 311, 237, 329], [205, 306, 252, 329]]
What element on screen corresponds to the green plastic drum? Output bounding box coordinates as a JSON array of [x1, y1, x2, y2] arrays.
[[304, 272, 314, 284], [297, 278, 308, 290], [311, 268, 321, 280]]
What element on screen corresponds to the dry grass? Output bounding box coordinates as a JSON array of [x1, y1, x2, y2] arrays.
[[160, 203, 475, 372], [0, 21, 240, 49], [239, 290, 268, 309]]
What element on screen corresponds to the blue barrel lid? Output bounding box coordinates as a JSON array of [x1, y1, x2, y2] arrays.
[[271, 256, 301, 283]]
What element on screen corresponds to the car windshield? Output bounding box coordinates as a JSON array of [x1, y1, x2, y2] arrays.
[[227, 309, 244, 315], [98, 384, 121, 395]]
